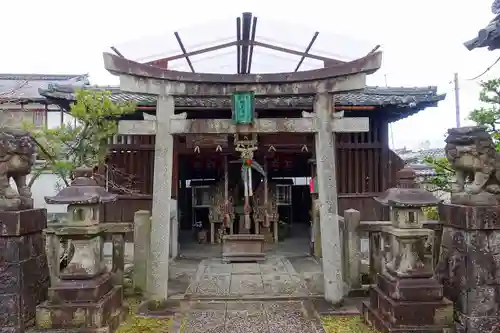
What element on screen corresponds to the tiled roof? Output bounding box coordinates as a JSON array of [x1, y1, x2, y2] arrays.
[[39, 84, 446, 108], [406, 163, 438, 177], [399, 148, 445, 163], [0, 73, 87, 102], [0, 74, 82, 81]]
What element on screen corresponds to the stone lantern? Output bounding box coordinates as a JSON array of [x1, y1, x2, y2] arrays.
[[374, 167, 439, 276], [363, 166, 452, 333], [32, 167, 127, 333]]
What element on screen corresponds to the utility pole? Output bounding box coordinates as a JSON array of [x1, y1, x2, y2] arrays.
[[454, 73, 461, 128]]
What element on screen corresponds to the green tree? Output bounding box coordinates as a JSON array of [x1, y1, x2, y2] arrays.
[[24, 89, 136, 188], [424, 78, 500, 192]]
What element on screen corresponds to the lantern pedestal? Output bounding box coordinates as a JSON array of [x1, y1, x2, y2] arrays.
[[363, 228, 453, 332], [31, 225, 128, 333], [363, 272, 452, 333]]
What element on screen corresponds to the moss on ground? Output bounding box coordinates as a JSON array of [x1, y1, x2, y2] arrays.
[[322, 316, 379, 333], [115, 289, 172, 333]]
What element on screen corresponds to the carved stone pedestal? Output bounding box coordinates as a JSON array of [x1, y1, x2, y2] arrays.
[[32, 272, 126, 333], [363, 272, 452, 332], [222, 234, 265, 262], [437, 203, 500, 333], [0, 209, 49, 333]]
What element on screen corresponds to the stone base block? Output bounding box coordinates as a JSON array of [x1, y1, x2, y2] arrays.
[[48, 272, 114, 303], [377, 272, 443, 301], [222, 234, 265, 263], [32, 286, 126, 332], [438, 202, 500, 230], [362, 301, 449, 333], [0, 209, 47, 236], [368, 287, 452, 327]]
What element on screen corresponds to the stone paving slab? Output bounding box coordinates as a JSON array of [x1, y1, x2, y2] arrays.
[[230, 274, 264, 295], [184, 256, 324, 299], [262, 274, 309, 296], [196, 274, 231, 296], [231, 263, 261, 275]]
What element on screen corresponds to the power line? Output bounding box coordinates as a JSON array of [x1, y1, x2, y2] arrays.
[[467, 55, 500, 81]]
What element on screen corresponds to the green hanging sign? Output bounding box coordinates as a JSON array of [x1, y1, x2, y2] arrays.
[[232, 91, 255, 125]]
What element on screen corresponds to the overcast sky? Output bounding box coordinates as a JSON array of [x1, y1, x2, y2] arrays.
[[1, 0, 499, 150]]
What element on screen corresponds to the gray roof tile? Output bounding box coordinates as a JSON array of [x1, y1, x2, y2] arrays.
[[38, 84, 446, 108], [0, 73, 87, 102]]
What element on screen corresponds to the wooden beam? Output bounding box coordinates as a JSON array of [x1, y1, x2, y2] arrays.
[[247, 16, 258, 73], [236, 17, 242, 74], [151, 41, 240, 62], [117, 117, 369, 135], [110, 46, 125, 58], [252, 40, 346, 64], [174, 31, 195, 73], [295, 32, 319, 72]]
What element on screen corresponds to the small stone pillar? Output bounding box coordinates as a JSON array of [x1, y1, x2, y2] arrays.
[[436, 126, 500, 332], [0, 128, 49, 333], [31, 167, 127, 333], [363, 166, 452, 332], [133, 210, 151, 294]]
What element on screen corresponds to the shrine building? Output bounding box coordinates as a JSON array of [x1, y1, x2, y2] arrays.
[[40, 13, 445, 302]]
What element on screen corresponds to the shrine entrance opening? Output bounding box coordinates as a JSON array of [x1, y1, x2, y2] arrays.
[[178, 133, 314, 255]]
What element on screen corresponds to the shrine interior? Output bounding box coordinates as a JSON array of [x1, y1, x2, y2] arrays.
[[177, 133, 314, 246]]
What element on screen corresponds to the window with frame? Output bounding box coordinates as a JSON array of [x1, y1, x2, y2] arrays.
[[192, 186, 211, 207], [275, 185, 291, 205]]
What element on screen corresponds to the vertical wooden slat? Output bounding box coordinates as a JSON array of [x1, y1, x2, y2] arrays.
[[354, 133, 360, 193]]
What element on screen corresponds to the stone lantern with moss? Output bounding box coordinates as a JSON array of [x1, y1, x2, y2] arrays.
[[363, 166, 452, 333], [32, 167, 127, 333], [375, 167, 440, 277]]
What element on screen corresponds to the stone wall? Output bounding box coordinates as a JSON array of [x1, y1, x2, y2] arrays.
[[437, 203, 500, 332]]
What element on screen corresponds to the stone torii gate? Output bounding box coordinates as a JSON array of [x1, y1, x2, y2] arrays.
[[102, 51, 382, 304]]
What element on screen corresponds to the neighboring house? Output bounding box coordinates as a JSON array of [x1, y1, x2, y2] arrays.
[[464, 1, 500, 50], [398, 148, 445, 166], [397, 148, 450, 200], [0, 73, 88, 128]]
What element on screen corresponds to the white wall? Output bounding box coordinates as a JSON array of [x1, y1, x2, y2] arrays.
[[10, 172, 67, 214]]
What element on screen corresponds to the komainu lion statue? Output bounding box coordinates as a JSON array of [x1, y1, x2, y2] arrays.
[[445, 126, 500, 205], [0, 128, 36, 211]]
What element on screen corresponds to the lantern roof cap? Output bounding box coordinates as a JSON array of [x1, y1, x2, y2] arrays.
[[44, 166, 117, 205], [374, 166, 441, 207]]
